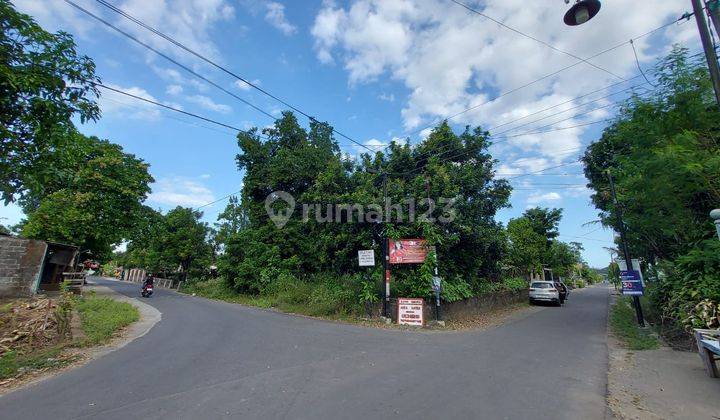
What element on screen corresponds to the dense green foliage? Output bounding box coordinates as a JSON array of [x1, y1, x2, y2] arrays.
[[504, 207, 590, 281], [219, 112, 512, 301], [0, 0, 100, 204], [583, 47, 720, 333], [20, 132, 153, 259], [118, 207, 212, 280], [1, 1, 153, 259]]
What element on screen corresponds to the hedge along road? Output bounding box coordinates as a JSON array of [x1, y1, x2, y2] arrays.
[[0, 278, 611, 419]]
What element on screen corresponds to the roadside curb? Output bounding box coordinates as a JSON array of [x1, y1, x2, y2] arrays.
[[84, 283, 162, 359]]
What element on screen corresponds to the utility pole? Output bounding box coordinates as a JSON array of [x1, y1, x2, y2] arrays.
[[381, 172, 389, 319], [607, 170, 645, 327], [707, 0, 720, 37], [692, 0, 720, 107]]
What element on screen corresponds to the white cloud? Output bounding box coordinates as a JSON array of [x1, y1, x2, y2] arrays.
[[379, 92, 395, 102], [311, 0, 696, 159], [17, 0, 235, 65], [148, 176, 215, 207], [166, 84, 183, 95], [265, 2, 297, 35], [234, 79, 262, 91], [99, 83, 162, 121], [527, 191, 562, 205], [186, 95, 232, 114]]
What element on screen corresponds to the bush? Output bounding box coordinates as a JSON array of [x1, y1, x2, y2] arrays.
[[647, 239, 720, 344]]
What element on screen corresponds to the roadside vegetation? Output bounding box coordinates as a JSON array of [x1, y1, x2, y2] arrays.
[[0, 0, 603, 322], [0, 292, 139, 383], [610, 297, 659, 350], [182, 276, 532, 319], [587, 47, 720, 347]]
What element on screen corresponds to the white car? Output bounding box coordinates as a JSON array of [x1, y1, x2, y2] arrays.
[[529, 281, 561, 306]]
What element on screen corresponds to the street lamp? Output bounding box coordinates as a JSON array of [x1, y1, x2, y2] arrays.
[[711, 209, 720, 240], [563, 0, 601, 26]]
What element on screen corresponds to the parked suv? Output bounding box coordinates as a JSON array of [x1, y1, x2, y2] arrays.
[[529, 281, 561, 306], [554, 281, 569, 304]]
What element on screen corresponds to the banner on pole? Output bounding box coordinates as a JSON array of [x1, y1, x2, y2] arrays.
[[620, 270, 644, 296], [389, 239, 428, 264]]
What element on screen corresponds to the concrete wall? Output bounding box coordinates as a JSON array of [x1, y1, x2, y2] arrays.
[[382, 289, 529, 323], [0, 236, 48, 298]]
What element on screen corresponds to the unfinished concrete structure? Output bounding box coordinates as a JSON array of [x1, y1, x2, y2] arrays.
[[0, 235, 78, 298]]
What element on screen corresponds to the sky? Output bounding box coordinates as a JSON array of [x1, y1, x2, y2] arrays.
[[1, 0, 702, 268]]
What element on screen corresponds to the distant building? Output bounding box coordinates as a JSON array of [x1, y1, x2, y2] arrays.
[[0, 236, 78, 298]]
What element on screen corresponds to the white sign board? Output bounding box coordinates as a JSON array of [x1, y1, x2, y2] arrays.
[[358, 249, 375, 266], [398, 298, 424, 326]]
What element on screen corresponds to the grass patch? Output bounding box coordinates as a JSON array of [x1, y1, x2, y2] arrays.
[[181, 278, 357, 319], [0, 346, 75, 380], [75, 297, 139, 346], [610, 297, 659, 350]]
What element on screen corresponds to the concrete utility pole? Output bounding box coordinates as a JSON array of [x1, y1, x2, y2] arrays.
[[692, 0, 720, 107], [607, 170, 645, 327]]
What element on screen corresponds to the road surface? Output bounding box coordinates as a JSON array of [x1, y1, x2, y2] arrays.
[[1, 279, 611, 419]]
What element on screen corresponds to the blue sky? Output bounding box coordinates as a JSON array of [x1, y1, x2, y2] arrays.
[[3, 0, 700, 268]]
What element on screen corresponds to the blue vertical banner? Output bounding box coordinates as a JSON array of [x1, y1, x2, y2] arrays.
[[620, 270, 644, 296]]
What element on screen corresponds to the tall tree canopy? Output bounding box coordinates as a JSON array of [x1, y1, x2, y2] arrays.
[[583, 46, 720, 333], [0, 0, 100, 203], [583, 47, 719, 263], [220, 112, 512, 296], [20, 132, 153, 259]]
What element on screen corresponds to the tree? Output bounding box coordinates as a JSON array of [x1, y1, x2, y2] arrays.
[[583, 46, 719, 263], [1, 0, 100, 204], [213, 195, 247, 247], [522, 207, 563, 246], [505, 217, 545, 278], [20, 132, 153, 259], [122, 207, 212, 280], [220, 113, 511, 295], [583, 46, 720, 336]]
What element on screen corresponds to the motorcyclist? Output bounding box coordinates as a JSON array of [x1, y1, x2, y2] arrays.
[[142, 273, 154, 289]]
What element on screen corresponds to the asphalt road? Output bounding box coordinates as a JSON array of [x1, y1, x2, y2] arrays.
[[1, 279, 611, 419]]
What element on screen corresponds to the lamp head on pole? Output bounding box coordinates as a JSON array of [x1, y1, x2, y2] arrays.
[[564, 0, 601, 26]]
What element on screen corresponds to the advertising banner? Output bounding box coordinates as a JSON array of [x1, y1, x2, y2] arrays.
[[389, 239, 428, 264], [620, 270, 644, 296]]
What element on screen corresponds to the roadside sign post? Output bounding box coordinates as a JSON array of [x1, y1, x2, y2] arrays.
[[432, 274, 442, 321], [398, 298, 424, 326], [620, 270, 644, 296]]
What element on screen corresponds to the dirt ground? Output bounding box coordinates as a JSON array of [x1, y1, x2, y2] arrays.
[[607, 317, 720, 419]]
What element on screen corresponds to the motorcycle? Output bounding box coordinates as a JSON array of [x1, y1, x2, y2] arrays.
[[141, 283, 154, 298]]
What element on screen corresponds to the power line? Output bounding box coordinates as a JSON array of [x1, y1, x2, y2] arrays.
[[449, 0, 623, 79], [394, 11, 691, 143], [63, 0, 276, 121], [93, 82, 257, 135], [87, 0, 376, 155]]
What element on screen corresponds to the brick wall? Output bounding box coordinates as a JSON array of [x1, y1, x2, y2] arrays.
[[0, 236, 47, 298]]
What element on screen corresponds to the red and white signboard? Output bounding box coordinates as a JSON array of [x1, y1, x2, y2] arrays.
[[398, 298, 424, 326], [389, 239, 428, 264]]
